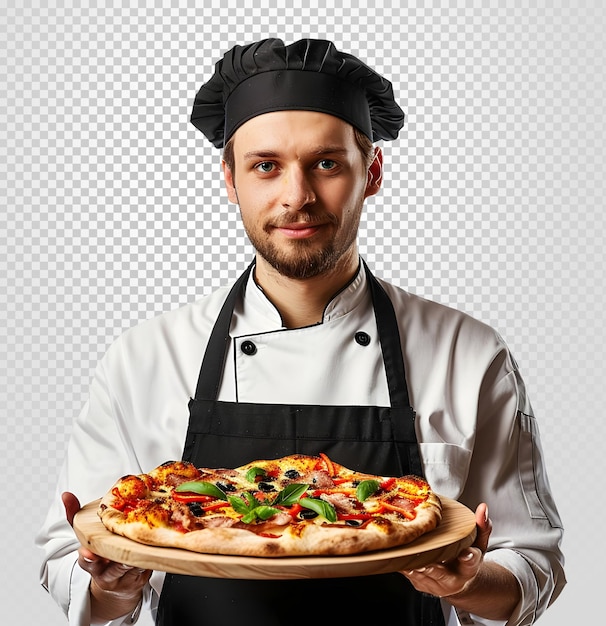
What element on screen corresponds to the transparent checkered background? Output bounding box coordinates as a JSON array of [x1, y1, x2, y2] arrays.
[[1, 2, 604, 623]]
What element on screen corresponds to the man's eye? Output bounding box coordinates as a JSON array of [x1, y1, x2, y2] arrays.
[[255, 162, 274, 173], [318, 159, 336, 170]]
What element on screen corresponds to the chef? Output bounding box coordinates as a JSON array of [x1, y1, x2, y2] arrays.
[[37, 38, 565, 625]]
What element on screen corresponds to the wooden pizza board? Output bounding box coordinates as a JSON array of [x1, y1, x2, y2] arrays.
[[73, 496, 476, 579]]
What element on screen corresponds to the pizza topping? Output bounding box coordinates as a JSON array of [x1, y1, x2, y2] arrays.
[[298, 508, 318, 520], [303, 470, 335, 489], [98, 455, 442, 557], [172, 492, 215, 504], [245, 467, 268, 482], [186, 502, 205, 517], [319, 452, 335, 477], [257, 482, 277, 493], [299, 497, 337, 522], [271, 483, 308, 506], [215, 481, 237, 493], [319, 492, 358, 515], [379, 499, 417, 519], [355, 479, 380, 502], [201, 515, 237, 528], [174, 480, 228, 501], [129, 462, 430, 527], [113, 475, 149, 500], [380, 477, 396, 491]]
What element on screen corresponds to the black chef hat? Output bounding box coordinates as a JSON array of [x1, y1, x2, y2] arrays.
[[191, 38, 405, 148]]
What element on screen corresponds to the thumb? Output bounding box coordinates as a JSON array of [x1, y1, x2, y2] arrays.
[[62, 492, 81, 527], [474, 502, 492, 553]]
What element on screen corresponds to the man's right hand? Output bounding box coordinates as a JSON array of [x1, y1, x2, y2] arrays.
[[62, 492, 152, 621]]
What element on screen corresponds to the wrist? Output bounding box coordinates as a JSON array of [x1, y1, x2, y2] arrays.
[[439, 574, 477, 601]]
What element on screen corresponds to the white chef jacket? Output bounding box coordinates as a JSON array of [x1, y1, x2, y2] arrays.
[[36, 262, 565, 626]]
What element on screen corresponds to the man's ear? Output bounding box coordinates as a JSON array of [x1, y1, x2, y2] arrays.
[[364, 147, 383, 199], [222, 160, 239, 204]]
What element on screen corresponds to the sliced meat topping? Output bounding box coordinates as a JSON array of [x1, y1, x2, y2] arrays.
[[200, 516, 238, 529], [320, 492, 358, 515], [302, 470, 335, 489]]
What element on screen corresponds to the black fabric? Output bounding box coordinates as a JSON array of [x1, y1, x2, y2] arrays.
[[224, 70, 373, 148], [191, 38, 405, 147], [158, 575, 446, 626], [182, 399, 418, 478], [156, 262, 445, 626]]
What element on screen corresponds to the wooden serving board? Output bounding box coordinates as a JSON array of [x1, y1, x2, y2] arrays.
[[73, 496, 476, 579]]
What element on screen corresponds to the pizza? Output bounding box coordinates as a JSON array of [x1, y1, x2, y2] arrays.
[[98, 453, 442, 558]]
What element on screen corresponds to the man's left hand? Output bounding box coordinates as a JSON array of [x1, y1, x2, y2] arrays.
[[401, 502, 491, 598]]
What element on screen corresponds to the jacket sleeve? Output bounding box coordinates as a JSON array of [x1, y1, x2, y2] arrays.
[[458, 347, 566, 626], [35, 352, 155, 625]]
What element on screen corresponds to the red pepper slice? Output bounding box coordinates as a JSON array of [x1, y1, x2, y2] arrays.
[[319, 452, 335, 477], [380, 477, 396, 490], [172, 492, 215, 504], [286, 503, 303, 518], [380, 501, 416, 519], [253, 491, 271, 502], [110, 487, 136, 512], [202, 501, 230, 512]]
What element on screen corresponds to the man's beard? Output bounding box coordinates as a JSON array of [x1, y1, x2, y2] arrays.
[[253, 238, 340, 280], [242, 210, 359, 280]]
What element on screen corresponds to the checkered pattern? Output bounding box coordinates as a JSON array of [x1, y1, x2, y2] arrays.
[[2, 2, 604, 623]]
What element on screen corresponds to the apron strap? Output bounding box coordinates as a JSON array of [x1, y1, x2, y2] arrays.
[[363, 259, 411, 410], [194, 262, 254, 401]]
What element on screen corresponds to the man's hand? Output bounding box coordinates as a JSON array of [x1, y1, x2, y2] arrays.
[[401, 502, 491, 598], [401, 503, 520, 621], [62, 492, 152, 621]]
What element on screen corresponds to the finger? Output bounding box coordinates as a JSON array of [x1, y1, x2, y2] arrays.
[[80, 551, 150, 582], [77, 548, 110, 577], [456, 547, 482, 572], [475, 502, 488, 530], [123, 565, 153, 583], [62, 492, 81, 527], [96, 562, 152, 594], [473, 503, 492, 553], [402, 564, 456, 597]]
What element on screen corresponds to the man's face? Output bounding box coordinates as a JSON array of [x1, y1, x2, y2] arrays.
[[223, 110, 382, 280]]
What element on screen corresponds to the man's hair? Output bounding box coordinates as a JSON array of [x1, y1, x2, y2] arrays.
[[222, 126, 375, 174]]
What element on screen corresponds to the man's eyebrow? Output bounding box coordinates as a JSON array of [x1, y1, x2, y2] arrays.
[[242, 150, 280, 160], [242, 146, 349, 160], [311, 146, 349, 156]]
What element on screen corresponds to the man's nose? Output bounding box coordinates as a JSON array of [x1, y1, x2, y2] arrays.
[[281, 169, 316, 210]]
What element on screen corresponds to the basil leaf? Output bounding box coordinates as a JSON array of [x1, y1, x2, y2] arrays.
[[299, 497, 337, 523], [356, 479, 380, 502], [254, 506, 281, 521], [272, 483, 309, 506], [174, 481, 227, 501], [239, 505, 281, 524], [241, 510, 258, 524], [228, 494, 254, 515], [245, 467, 267, 483], [242, 492, 262, 509]]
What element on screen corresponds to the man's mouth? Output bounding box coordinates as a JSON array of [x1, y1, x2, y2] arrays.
[[274, 222, 323, 239], [269, 212, 336, 239]]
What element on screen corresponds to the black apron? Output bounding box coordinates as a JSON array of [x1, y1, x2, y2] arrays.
[[157, 262, 445, 625]]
